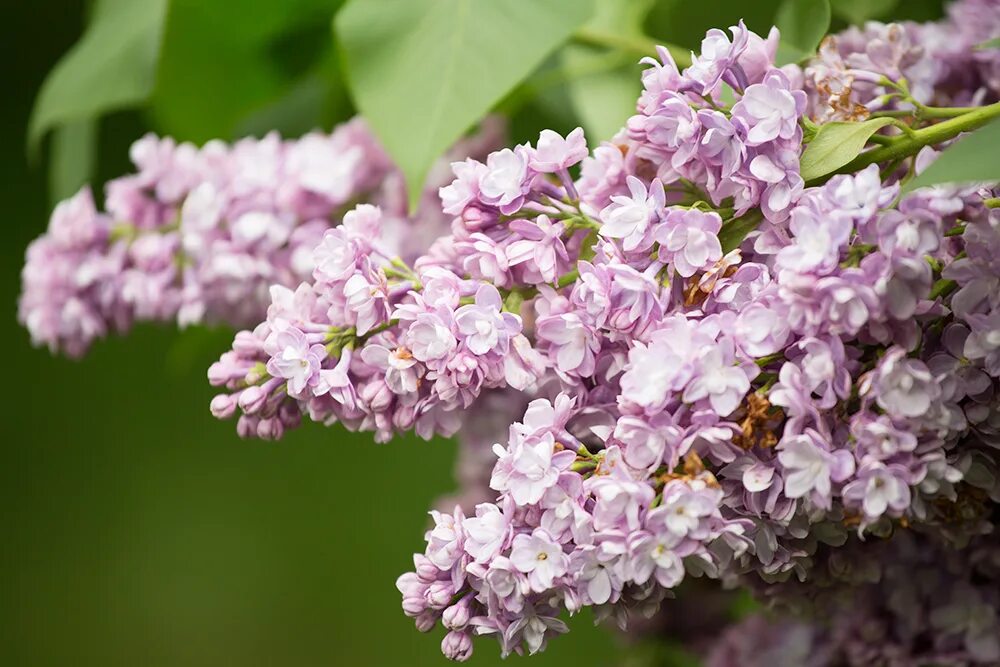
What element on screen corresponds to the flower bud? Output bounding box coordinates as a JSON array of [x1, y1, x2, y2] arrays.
[[395, 572, 424, 597], [442, 598, 471, 630], [426, 580, 454, 609], [441, 630, 473, 662], [413, 554, 440, 583], [238, 385, 267, 414], [256, 416, 284, 440], [414, 610, 438, 633], [232, 329, 263, 355], [402, 595, 427, 617], [210, 394, 237, 419], [236, 415, 259, 439]]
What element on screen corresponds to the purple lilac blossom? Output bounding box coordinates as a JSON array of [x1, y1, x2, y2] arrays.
[[187, 4, 1000, 660], [19, 117, 505, 357]]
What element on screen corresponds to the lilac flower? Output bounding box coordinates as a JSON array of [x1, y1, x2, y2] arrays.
[[842, 462, 912, 519], [455, 284, 520, 355], [777, 430, 855, 507], [652, 480, 722, 538], [490, 432, 575, 505], [620, 316, 705, 412], [627, 531, 685, 588], [529, 128, 587, 173], [734, 299, 791, 357], [614, 414, 685, 471], [404, 312, 457, 363], [342, 264, 390, 335], [683, 338, 752, 416], [506, 215, 568, 283], [598, 176, 665, 252], [655, 208, 723, 277], [535, 312, 600, 377], [462, 502, 511, 563], [866, 347, 941, 419], [360, 344, 422, 394], [684, 21, 750, 94], [478, 146, 532, 214], [570, 545, 621, 605], [313, 228, 360, 283], [509, 529, 568, 591], [732, 70, 806, 145], [777, 205, 853, 275], [167, 12, 1000, 662], [586, 459, 655, 532], [264, 326, 325, 397], [425, 507, 465, 571], [441, 630, 473, 661], [440, 158, 487, 216]]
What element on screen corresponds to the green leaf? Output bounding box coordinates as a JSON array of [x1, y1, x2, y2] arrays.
[[29, 0, 168, 153], [151, 0, 345, 142], [235, 74, 342, 140], [48, 119, 97, 205], [904, 119, 1000, 192], [799, 117, 894, 181], [562, 0, 654, 141], [774, 0, 831, 66], [830, 0, 898, 24], [977, 37, 1000, 50], [719, 210, 765, 253], [336, 0, 595, 210]]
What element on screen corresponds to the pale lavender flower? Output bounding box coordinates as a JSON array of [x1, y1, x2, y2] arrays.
[[529, 128, 587, 173], [478, 146, 533, 214], [598, 176, 666, 252], [777, 429, 855, 507], [732, 70, 806, 145], [655, 208, 723, 277], [842, 461, 912, 519], [455, 284, 520, 355], [509, 529, 568, 592]]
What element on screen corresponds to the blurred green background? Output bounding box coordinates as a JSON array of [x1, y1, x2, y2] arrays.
[[1, 1, 947, 665]]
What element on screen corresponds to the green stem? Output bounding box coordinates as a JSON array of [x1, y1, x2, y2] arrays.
[[812, 101, 1000, 185], [870, 106, 979, 120], [572, 27, 690, 68], [555, 268, 580, 289], [929, 278, 957, 300]]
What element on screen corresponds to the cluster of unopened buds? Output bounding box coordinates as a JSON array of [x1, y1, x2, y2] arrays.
[[19, 0, 1000, 663]]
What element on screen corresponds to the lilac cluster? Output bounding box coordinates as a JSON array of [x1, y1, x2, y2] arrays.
[[627, 24, 805, 224], [198, 4, 1000, 662], [397, 397, 749, 659], [206, 126, 597, 441], [807, 0, 1000, 121], [18, 118, 503, 358], [380, 21, 1000, 660], [707, 530, 1000, 666]]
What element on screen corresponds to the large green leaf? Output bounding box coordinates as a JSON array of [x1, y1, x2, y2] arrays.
[[562, 0, 653, 142], [830, 0, 899, 24], [645, 0, 784, 51], [904, 119, 1000, 192], [336, 0, 595, 209], [29, 0, 168, 152], [775, 0, 831, 66], [799, 117, 894, 181], [151, 0, 345, 142], [48, 119, 96, 205]]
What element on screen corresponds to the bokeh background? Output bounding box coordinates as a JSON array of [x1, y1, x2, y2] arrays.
[[0, 1, 949, 665]]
